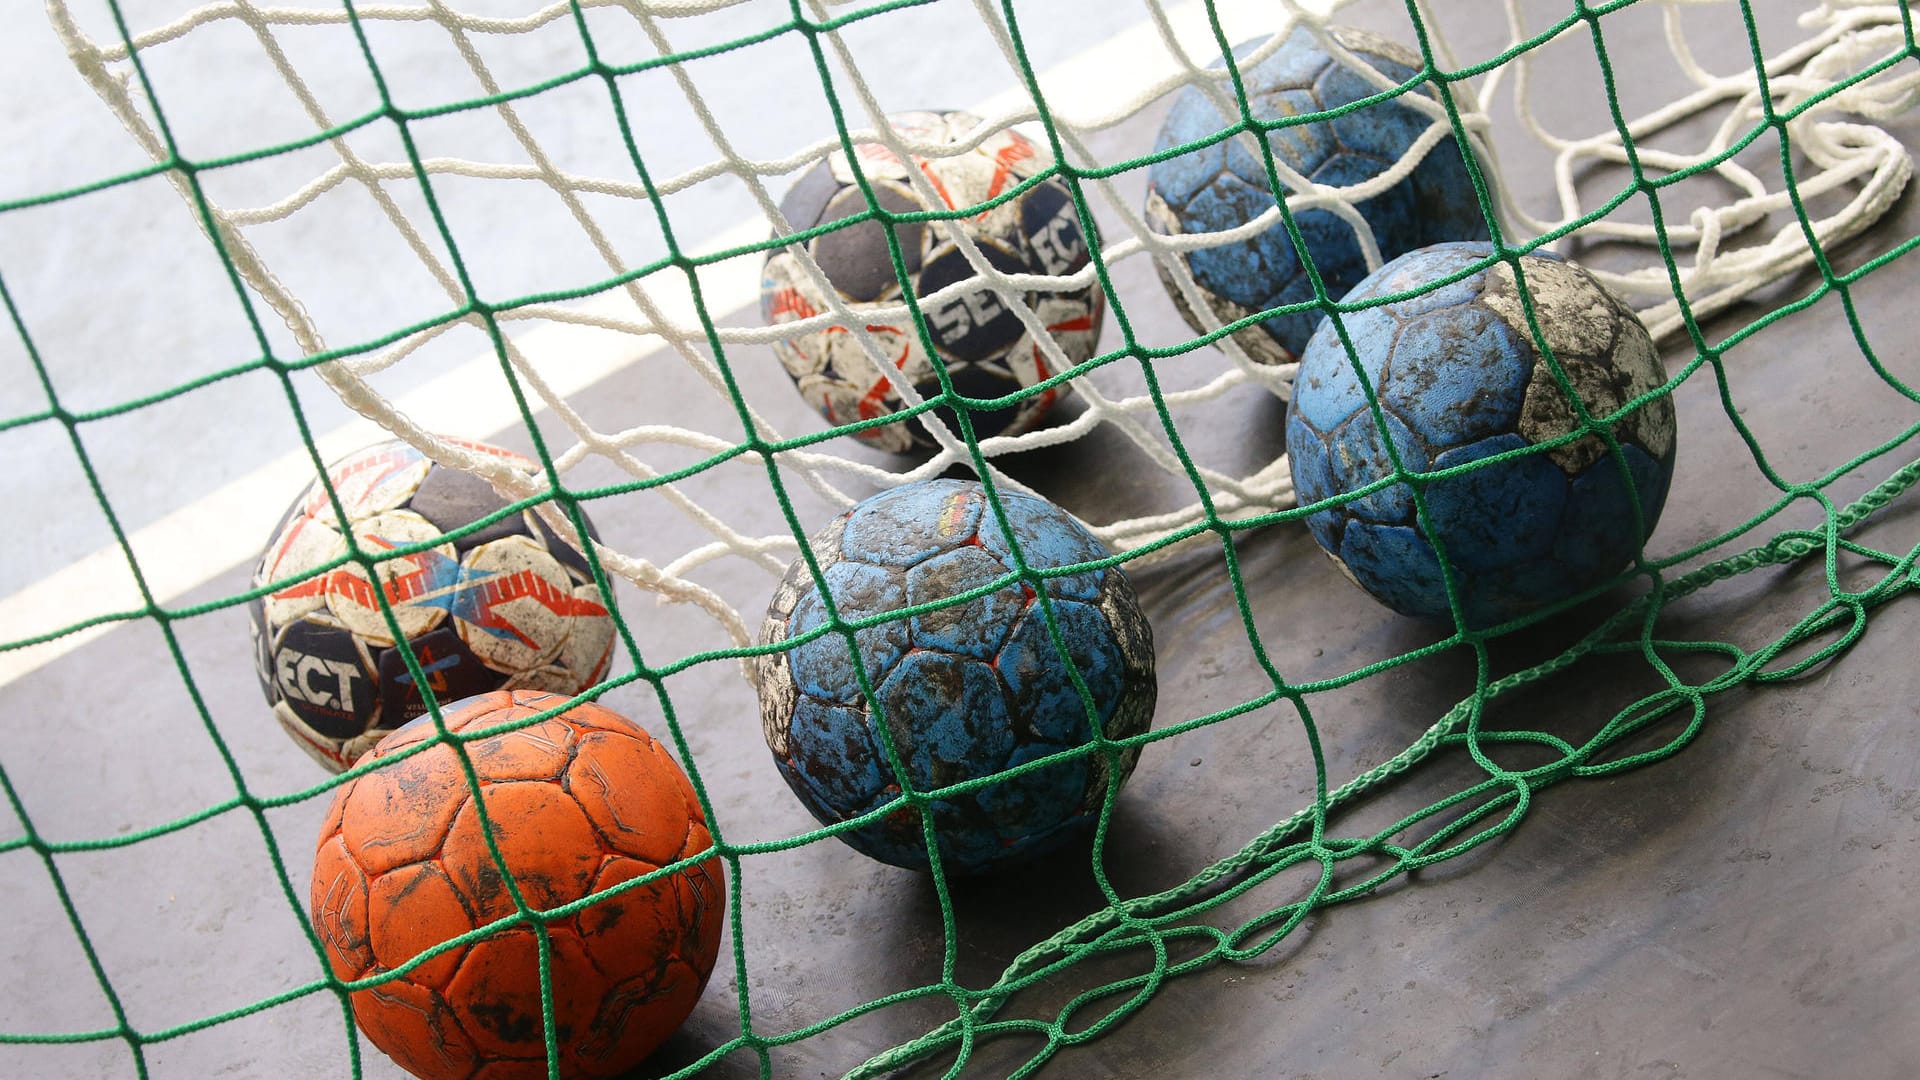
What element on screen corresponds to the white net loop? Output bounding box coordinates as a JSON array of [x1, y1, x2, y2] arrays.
[[1497, 0, 1916, 339], [48, 0, 1916, 664]]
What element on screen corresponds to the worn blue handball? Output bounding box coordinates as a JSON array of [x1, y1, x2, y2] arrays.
[[1145, 25, 1490, 365], [753, 479, 1156, 874], [1285, 242, 1678, 627]]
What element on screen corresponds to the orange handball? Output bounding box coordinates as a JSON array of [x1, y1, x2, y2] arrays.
[[309, 690, 725, 1080]]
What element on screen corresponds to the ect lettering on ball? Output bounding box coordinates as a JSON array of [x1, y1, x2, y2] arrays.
[[273, 650, 365, 719]]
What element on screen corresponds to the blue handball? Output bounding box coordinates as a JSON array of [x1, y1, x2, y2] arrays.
[[753, 479, 1156, 875], [1146, 25, 1490, 365], [1285, 242, 1678, 627]]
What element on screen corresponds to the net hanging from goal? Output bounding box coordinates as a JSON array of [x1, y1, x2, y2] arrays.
[[5, 0, 1919, 1077]]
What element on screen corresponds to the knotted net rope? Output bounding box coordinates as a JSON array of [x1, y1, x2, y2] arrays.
[[4, 0, 1918, 1076]]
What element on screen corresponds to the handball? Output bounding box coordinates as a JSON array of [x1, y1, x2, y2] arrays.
[[1146, 25, 1490, 364], [1285, 242, 1678, 626], [762, 110, 1104, 453], [753, 479, 1156, 874], [249, 439, 615, 771], [309, 690, 724, 1080]]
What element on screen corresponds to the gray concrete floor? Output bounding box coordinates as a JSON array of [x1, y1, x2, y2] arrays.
[[4, 1, 1918, 1079]]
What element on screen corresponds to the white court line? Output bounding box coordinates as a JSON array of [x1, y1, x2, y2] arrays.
[[0, 0, 1275, 688], [0, 229, 762, 689]]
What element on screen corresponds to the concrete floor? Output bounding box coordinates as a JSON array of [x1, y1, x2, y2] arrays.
[[3, 1, 1918, 1078]]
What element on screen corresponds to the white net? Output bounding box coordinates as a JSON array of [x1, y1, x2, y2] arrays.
[[47, 0, 1918, 661]]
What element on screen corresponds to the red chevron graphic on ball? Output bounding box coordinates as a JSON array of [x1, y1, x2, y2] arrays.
[[458, 569, 609, 649]]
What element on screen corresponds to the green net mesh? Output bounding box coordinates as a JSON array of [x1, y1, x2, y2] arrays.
[[4, 0, 1918, 1077]]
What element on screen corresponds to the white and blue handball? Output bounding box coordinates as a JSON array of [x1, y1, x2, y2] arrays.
[[1146, 26, 1491, 365], [1285, 243, 1678, 627]]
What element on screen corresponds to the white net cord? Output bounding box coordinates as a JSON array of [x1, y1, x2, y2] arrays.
[[46, 0, 1918, 668]]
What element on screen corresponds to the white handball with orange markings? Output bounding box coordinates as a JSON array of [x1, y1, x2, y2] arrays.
[[760, 110, 1106, 454], [246, 439, 619, 772]]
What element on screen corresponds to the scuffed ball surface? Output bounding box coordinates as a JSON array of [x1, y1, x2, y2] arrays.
[[249, 439, 616, 772], [762, 110, 1104, 453], [309, 691, 724, 1080], [1285, 242, 1677, 626], [753, 479, 1156, 874], [1145, 25, 1490, 364]]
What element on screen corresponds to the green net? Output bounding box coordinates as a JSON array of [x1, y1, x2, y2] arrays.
[[4, 0, 1918, 1077]]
